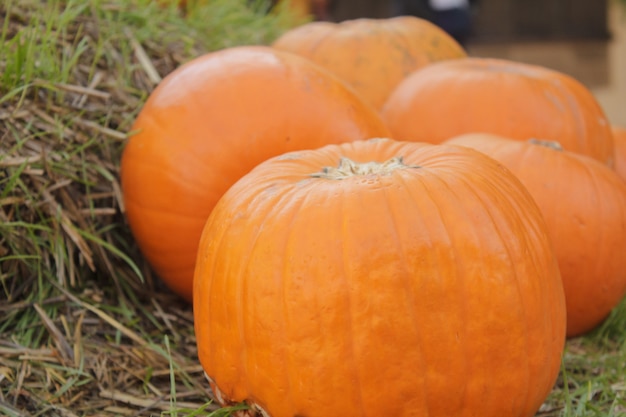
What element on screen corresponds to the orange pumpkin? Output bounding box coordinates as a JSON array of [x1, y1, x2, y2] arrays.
[[272, 16, 467, 111], [612, 125, 626, 180], [121, 46, 389, 301], [446, 133, 626, 337], [382, 58, 615, 166], [194, 138, 566, 417]]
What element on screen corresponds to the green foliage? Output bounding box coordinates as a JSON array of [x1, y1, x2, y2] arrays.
[[589, 297, 626, 346], [0, 0, 300, 96], [543, 339, 626, 416]]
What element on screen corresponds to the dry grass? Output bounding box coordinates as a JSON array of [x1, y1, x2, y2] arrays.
[[0, 0, 298, 415], [2, 0, 626, 416]]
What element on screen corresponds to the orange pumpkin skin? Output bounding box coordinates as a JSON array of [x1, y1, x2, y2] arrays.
[[446, 133, 626, 337], [272, 16, 467, 111], [121, 46, 389, 301], [382, 58, 615, 166], [194, 138, 566, 417], [612, 126, 626, 180]]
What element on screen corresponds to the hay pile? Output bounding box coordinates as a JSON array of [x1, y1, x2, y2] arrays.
[[0, 1, 297, 415]]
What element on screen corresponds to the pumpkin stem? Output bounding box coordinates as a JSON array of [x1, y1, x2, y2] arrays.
[[528, 138, 564, 151], [312, 156, 420, 180]]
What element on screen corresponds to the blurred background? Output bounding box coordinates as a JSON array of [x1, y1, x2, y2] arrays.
[[307, 0, 626, 126]]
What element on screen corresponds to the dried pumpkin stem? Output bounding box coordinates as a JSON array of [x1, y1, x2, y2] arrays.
[[312, 156, 420, 180], [528, 138, 564, 151]]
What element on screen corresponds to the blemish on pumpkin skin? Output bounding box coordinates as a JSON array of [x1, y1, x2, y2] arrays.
[[573, 214, 586, 228]]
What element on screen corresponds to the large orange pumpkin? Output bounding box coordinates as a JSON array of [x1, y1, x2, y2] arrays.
[[612, 125, 626, 180], [382, 58, 615, 166], [271, 16, 467, 111], [194, 138, 566, 417], [121, 46, 389, 301], [446, 133, 626, 337]]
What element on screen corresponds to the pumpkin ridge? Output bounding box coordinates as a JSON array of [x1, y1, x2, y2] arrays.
[[223, 182, 295, 406], [394, 172, 450, 413], [452, 161, 536, 412], [464, 175, 534, 412], [424, 173, 475, 412], [271, 183, 316, 415], [337, 183, 368, 416], [448, 158, 558, 412], [426, 157, 539, 413], [244, 176, 358, 414], [393, 154, 484, 412], [253, 181, 321, 411], [194, 205, 229, 399]]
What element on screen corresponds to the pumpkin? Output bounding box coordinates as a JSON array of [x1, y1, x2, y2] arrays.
[[194, 138, 566, 417], [120, 45, 389, 301], [271, 16, 467, 111], [612, 125, 626, 181], [446, 133, 626, 337], [382, 58, 615, 166]]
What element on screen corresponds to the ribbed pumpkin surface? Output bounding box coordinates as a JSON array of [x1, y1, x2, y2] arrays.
[[447, 132, 626, 337], [194, 138, 566, 417]]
